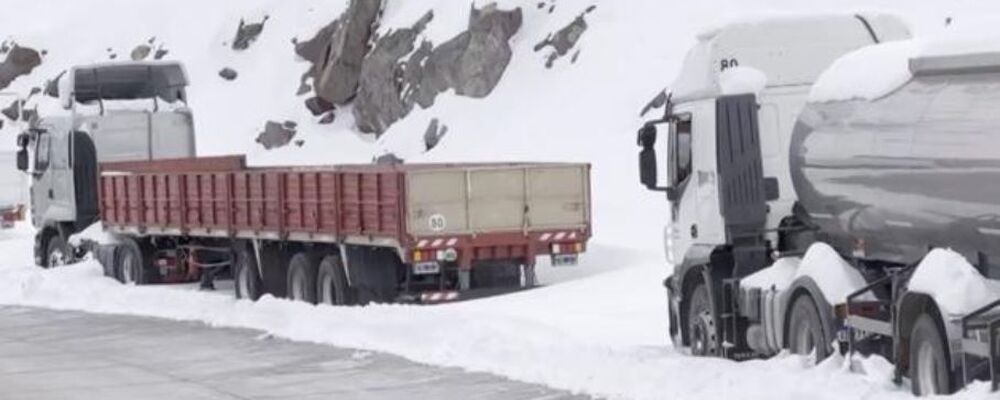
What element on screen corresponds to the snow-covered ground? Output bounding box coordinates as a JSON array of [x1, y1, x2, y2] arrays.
[[0, 223, 994, 400], [3, 1, 1000, 399]]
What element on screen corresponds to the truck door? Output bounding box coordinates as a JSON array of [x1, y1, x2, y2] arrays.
[[30, 127, 76, 227]]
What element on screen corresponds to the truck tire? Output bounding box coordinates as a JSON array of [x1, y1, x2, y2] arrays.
[[115, 239, 156, 285], [233, 246, 263, 301], [286, 252, 319, 304], [44, 235, 71, 268], [687, 284, 720, 356], [787, 293, 829, 362], [909, 314, 952, 396], [316, 255, 352, 306]]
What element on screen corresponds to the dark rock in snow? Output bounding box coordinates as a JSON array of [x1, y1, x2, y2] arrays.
[[109, 53, 118, 60], [305, 96, 334, 116], [640, 90, 668, 117], [535, 9, 590, 68], [29, 87, 41, 97], [0, 42, 9, 54], [296, 80, 312, 96], [154, 46, 169, 60], [0, 45, 42, 91], [219, 67, 238, 81], [571, 49, 581, 63], [294, 140, 305, 147], [318, 111, 336, 125], [282, 120, 298, 130], [131, 44, 152, 61], [44, 70, 65, 98], [354, 4, 521, 135], [310, 0, 384, 105], [423, 118, 448, 152], [21, 106, 37, 123], [256, 120, 297, 150], [233, 16, 269, 51], [375, 153, 404, 165], [1, 99, 23, 121], [353, 11, 432, 135]]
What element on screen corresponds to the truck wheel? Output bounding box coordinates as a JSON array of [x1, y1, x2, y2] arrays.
[[787, 294, 829, 362], [909, 314, 952, 396], [316, 255, 352, 306], [688, 284, 719, 357], [45, 235, 71, 268], [286, 252, 318, 304], [115, 240, 154, 285], [233, 246, 263, 301]]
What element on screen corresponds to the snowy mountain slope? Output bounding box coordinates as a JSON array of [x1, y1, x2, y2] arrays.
[[0, 0, 994, 252], [2, 1, 1000, 399]]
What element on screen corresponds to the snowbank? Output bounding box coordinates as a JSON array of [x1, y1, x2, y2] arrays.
[[0, 247, 930, 400], [908, 249, 1000, 316], [718, 66, 768, 96]]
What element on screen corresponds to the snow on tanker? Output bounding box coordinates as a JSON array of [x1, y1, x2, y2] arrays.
[[638, 13, 1000, 396]]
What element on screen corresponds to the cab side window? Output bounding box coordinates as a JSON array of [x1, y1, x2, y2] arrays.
[[673, 118, 693, 186], [35, 134, 51, 171]]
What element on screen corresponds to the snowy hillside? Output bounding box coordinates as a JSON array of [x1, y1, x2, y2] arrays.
[[1, 0, 991, 253], [2, 1, 1000, 399]]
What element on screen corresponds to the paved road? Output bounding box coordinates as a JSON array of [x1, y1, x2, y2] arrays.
[[0, 306, 587, 400]]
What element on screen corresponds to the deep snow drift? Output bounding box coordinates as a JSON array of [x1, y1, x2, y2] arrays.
[[3, 1, 1000, 399]]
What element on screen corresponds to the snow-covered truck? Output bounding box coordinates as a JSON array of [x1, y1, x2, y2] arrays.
[[638, 14, 1000, 395], [0, 151, 27, 228], [18, 61, 591, 305]]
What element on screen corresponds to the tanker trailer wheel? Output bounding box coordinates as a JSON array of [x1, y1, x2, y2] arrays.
[[787, 293, 830, 362], [233, 245, 263, 301], [687, 284, 720, 357], [909, 314, 952, 396], [286, 251, 319, 304], [44, 235, 72, 269], [316, 255, 352, 306]]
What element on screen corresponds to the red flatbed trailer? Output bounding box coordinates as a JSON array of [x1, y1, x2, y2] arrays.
[[96, 156, 591, 304]]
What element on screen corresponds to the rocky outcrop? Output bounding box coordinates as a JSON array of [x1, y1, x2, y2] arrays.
[[308, 0, 383, 105], [352, 12, 432, 134], [233, 16, 269, 51], [535, 6, 594, 68], [353, 4, 521, 135], [256, 120, 297, 150], [423, 118, 448, 152], [0, 45, 41, 91], [131, 44, 151, 61], [219, 68, 238, 81], [413, 4, 522, 106]]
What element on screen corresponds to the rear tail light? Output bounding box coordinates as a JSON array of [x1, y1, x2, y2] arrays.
[[552, 243, 583, 254]]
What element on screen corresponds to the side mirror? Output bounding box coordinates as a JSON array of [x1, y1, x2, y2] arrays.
[[638, 125, 658, 189], [15, 148, 27, 172]]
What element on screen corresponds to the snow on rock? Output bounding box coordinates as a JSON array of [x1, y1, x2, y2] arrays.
[[0, 45, 42, 91], [718, 66, 768, 95], [908, 249, 1000, 316], [795, 243, 869, 305]]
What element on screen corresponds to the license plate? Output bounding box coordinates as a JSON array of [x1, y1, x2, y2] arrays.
[[551, 254, 578, 267], [413, 262, 441, 275]]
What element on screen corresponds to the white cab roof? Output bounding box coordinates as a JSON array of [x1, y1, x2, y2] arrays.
[[672, 13, 912, 102]]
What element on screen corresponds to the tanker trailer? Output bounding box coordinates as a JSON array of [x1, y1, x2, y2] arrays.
[[638, 15, 1000, 395]]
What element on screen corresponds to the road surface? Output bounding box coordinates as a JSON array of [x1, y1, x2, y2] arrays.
[[0, 306, 588, 400]]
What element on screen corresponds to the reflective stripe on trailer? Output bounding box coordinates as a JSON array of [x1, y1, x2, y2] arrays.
[[420, 291, 460, 303]]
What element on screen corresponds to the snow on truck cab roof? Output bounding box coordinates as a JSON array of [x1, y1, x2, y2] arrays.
[[670, 13, 911, 102]]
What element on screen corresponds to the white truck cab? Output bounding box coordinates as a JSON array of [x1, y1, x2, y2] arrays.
[[637, 13, 911, 360], [641, 14, 910, 267], [16, 61, 197, 267]]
